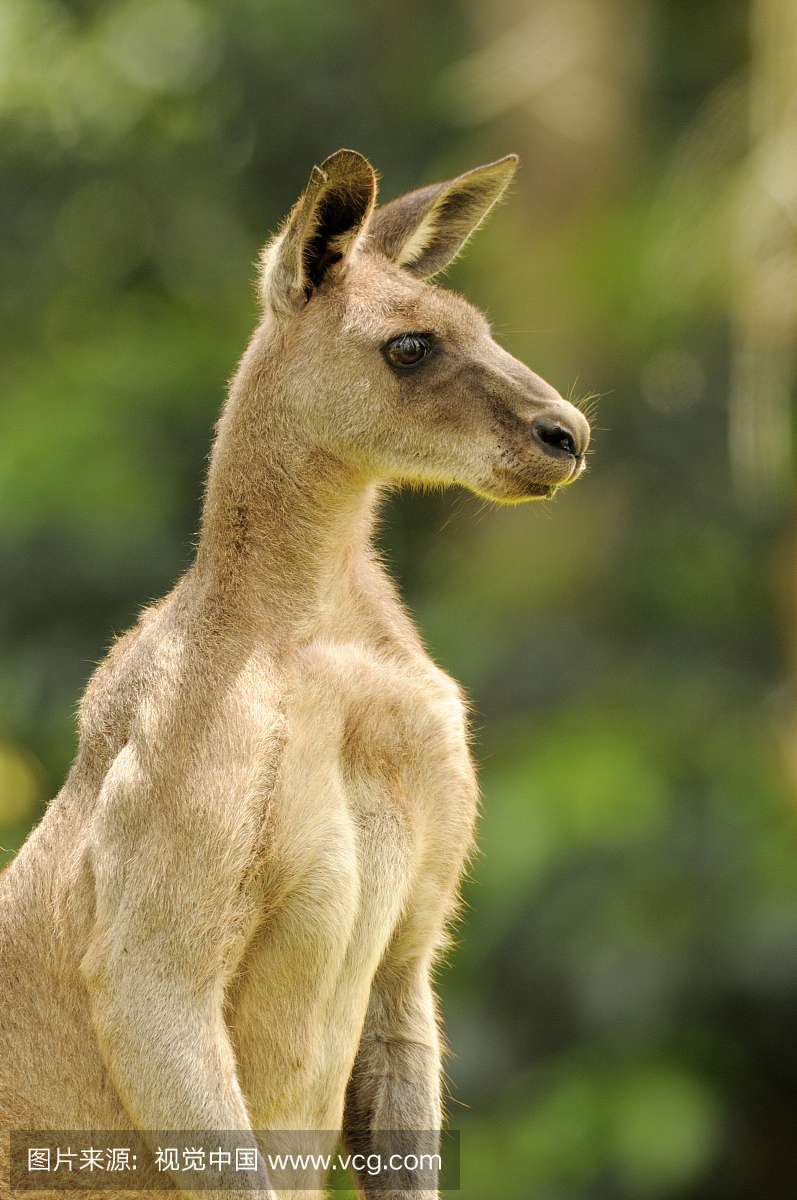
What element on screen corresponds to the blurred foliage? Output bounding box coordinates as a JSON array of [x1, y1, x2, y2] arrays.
[[2, 0, 797, 1196]]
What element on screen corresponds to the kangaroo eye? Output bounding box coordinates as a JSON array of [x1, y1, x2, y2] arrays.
[[385, 334, 430, 367]]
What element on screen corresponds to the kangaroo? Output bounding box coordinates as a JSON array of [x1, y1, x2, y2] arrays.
[[0, 150, 589, 1199]]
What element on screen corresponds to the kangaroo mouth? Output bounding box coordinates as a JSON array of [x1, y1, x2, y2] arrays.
[[485, 453, 585, 502], [484, 469, 557, 501], [523, 481, 558, 498]]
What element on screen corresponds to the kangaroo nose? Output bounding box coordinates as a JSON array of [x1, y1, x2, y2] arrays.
[[531, 413, 589, 459]]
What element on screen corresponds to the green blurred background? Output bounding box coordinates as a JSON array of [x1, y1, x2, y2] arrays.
[[2, 0, 797, 1194]]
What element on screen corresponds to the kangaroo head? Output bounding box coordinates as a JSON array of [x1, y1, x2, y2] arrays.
[[257, 149, 589, 502]]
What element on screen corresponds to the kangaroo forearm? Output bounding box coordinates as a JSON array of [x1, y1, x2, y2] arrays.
[[352, 963, 443, 1124], [343, 1029, 442, 1200], [342, 951, 445, 1198], [93, 1004, 250, 1129], [344, 1033, 441, 1133], [91, 1000, 277, 1199]]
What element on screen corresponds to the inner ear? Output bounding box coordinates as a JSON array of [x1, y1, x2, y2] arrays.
[[303, 157, 376, 290], [306, 243, 342, 287], [304, 182, 367, 287]]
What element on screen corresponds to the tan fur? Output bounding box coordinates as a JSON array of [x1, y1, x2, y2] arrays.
[[0, 151, 589, 1199]]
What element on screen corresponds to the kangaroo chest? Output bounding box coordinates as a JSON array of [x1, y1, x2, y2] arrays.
[[227, 640, 476, 1128]]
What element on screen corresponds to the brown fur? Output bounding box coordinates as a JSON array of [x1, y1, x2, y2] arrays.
[[0, 150, 589, 1199]]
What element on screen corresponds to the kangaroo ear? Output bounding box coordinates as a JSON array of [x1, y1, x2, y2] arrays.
[[260, 149, 377, 316], [366, 155, 518, 279]]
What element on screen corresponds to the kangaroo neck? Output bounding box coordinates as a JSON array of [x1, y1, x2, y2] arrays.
[[193, 344, 382, 641]]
